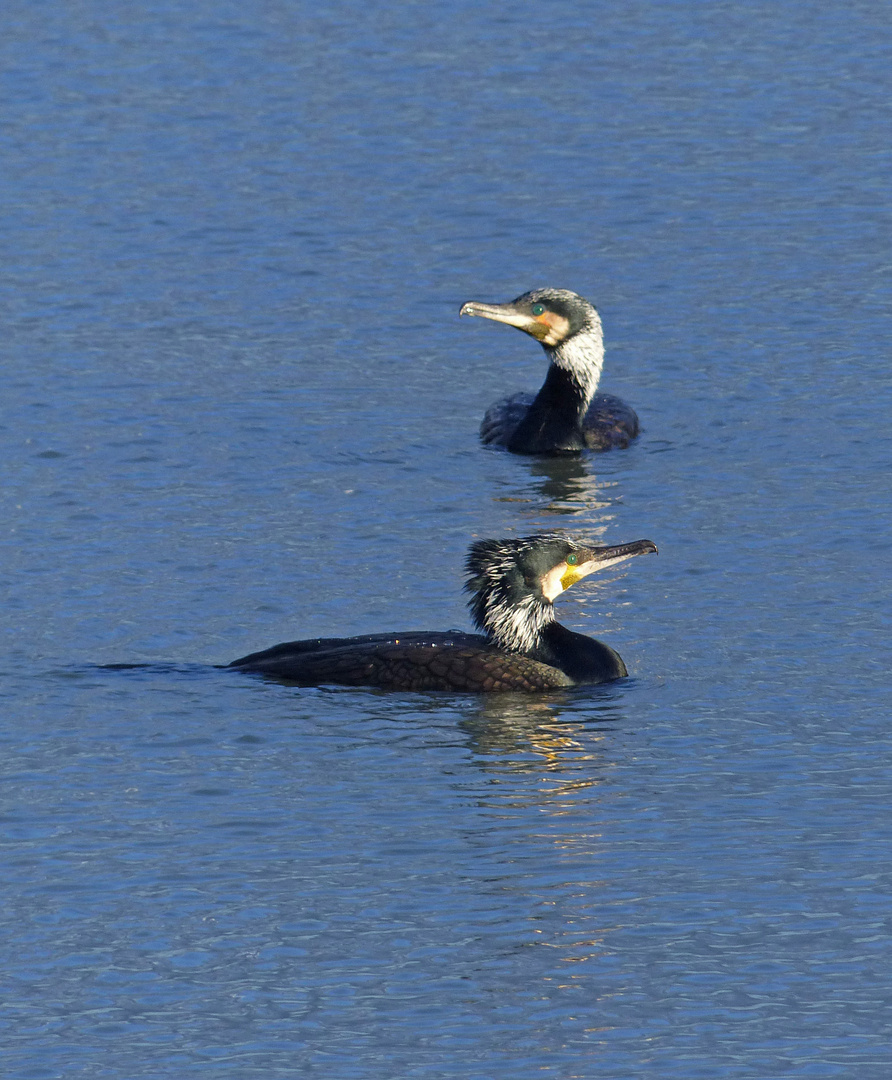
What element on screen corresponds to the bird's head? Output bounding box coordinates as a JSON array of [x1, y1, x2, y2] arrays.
[[465, 532, 657, 652], [460, 288, 601, 349]]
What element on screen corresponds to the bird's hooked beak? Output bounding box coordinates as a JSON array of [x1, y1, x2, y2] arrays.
[[460, 299, 560, 345], [542, 539, 658, 601]]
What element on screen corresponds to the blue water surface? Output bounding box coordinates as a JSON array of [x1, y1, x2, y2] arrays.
[[1, 1, 891, 1077]]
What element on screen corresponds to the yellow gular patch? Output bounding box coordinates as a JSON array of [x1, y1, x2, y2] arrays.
[[543, 558, 600, 600], [560, 566, 585, 591]]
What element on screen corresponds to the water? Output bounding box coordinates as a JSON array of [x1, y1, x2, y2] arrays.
[[1, 1, 891, 1076]]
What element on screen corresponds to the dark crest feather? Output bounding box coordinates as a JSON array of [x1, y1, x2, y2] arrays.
[[464, 533, 579, 651]]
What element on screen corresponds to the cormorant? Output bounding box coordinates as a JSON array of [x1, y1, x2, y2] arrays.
[[229, 533, 657, 692], [460, 288, 639, 454]]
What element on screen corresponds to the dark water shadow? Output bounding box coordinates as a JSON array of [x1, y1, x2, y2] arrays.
[[51, 662, 224, 685]]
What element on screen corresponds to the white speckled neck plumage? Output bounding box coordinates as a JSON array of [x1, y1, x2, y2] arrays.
[[467, 535, 565, 653], [549, 313, 605, 408], [480, 590, 555, 654]]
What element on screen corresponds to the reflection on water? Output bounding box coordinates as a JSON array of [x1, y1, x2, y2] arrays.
[[459, 691, 624, 809], [463, 690, 624, 757], [458, 693, 621, 980], [494, 455, 622, 519]]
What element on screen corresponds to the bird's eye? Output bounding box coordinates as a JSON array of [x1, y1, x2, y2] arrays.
[[566, 553, 578, 565], [531, 303, 545, 316]]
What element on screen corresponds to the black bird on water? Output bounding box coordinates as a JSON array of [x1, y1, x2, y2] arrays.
[[230, 534, 657, 692], [460, 288, 639, 455]]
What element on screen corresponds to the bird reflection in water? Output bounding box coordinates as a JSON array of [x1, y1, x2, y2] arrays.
[[493, 455, 622, 520], [460, 693, 624, 969], [459, 692, 624, 805]]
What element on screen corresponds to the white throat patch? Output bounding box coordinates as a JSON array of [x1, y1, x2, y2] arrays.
[[551, 319, 605, 403], [541, 562, 570, 602]]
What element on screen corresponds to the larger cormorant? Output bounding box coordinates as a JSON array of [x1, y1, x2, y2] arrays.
[[229, 533, 657, 692], [460, 288, 639, 454]]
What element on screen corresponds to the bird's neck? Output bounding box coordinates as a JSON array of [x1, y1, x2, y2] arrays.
[[506, 333, 604, 454], [482, 595, 555, 655], [550, 331, 605, 401], [529, 621, 627, 683], [481, 601, 626, 683]]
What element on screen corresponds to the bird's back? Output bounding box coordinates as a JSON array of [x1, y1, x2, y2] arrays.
[[582, 394, 640, 450], [480, 391, 536, 446], [230, 631, 575, 692], [481, 391, 638, 452]]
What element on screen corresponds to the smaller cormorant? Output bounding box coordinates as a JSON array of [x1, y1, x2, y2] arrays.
[[460, 288, 639, 455], [229, 533, 657, 692]]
